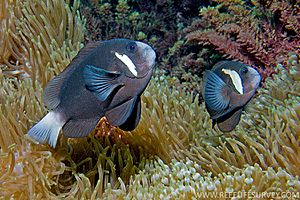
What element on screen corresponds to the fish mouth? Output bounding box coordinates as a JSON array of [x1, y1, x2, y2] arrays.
[[143, 46, 156, 67], [252, 74, 261, 89], [250, 73, 261, 90]]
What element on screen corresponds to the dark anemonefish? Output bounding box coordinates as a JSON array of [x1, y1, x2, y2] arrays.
[[27, 39, 156, 147], [202, 61, 261, 132]]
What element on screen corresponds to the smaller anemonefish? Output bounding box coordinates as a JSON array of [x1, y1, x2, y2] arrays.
[[202, 61, 261, 132]]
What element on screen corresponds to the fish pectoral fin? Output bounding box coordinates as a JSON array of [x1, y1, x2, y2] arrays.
[[216, 108, 243, 132], [84, 65, 123, 101], [62, 117, 100, 138], [119, 96, 141, 131], [105, 97, 138, 129], [203, 70, 230, 111]]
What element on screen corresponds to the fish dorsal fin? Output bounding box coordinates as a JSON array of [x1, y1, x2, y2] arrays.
[[221, 68, 244, 94], [211, 61, 229, 70], [70, 41, 101, 64], [43, 42, 101, 109], [43, 74, 65, 109], [105, 97, 137, 128], [119, 96, 141, 131], [43, 67, 75, 109], [84, 65, 123, 101], [203, 70, 230, 111]]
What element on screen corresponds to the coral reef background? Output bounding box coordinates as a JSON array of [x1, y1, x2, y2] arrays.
[[0, 0, 299, 199]]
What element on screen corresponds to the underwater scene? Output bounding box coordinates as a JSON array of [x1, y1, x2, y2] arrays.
[[0, 0, 299, 199]]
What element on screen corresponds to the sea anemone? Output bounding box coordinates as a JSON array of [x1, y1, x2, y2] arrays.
[[0, 0, 85, 87], [0, 0, 299, 198]]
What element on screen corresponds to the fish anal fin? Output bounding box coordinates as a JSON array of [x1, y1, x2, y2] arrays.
[[62, 118, 100, 138], [105, 97, 136, 128]]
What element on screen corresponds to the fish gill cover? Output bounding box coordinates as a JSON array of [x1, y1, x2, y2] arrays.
[[0, 0, 299, 199]]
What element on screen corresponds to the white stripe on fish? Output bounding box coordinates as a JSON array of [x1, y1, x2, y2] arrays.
[[115, 52, 137, 76], [222, 68, 244, 94]]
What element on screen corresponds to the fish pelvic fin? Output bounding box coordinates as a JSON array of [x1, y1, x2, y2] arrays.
[[119, 96, 141, 131], [105, 97, 137, 128], [216, 108, 243, 132], [27, 111, 66, 148]]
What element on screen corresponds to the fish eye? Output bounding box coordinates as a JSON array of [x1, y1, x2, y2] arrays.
[[126, 42, 137, 53], [241, 67, 248, 74]]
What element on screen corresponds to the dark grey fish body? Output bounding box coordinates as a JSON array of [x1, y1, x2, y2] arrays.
[[58, 67, 107, 119], [27, 39, 156, 147], [202, 61, 261, 132]]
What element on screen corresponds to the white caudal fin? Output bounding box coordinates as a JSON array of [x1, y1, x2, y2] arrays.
[[27, 111, 66, 148]]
